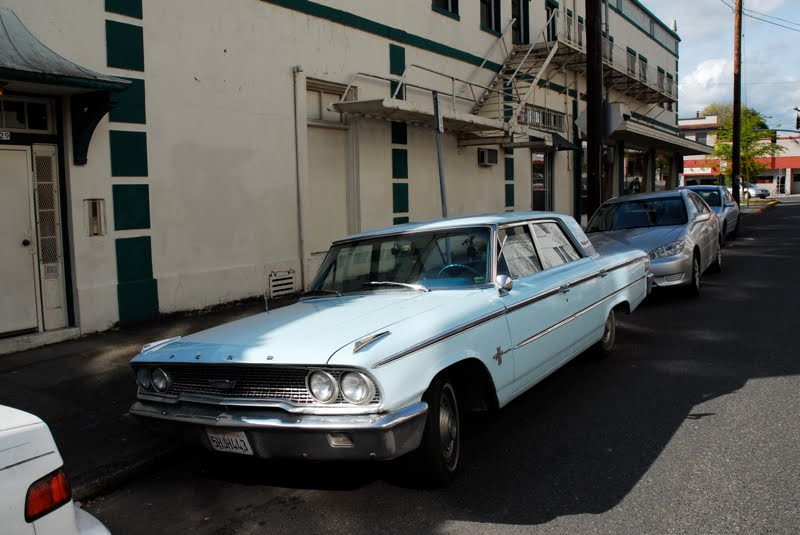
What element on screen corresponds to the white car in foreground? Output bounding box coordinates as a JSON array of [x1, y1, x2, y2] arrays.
[[0, 405, 109, 535]]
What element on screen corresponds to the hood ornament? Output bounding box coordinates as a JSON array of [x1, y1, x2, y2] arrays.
[[353, 331, 391, 353]]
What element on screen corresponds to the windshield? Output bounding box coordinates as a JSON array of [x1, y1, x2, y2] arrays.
[[586, 197, 688, 232], [311, 227, 491, 293], [694, 189, 722, 206]]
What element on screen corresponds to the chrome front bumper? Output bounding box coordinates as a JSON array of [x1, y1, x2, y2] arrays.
[[130, 400, 428, 461]]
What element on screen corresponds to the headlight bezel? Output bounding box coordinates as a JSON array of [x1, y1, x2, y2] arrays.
[[339, 371, 377, 405], [306, 370, 339, 404], [649, 240, 686, 260], [150, 367, 171, 393], [135, 367, 152, 390]]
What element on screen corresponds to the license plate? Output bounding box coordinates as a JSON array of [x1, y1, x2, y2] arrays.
[[205, 429, 253, 456]]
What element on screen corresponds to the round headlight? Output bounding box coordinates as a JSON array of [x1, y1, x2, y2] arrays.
[[307, 371, 338, 403], [151, 368, 171, 393], [340, 372, 376, 405], [135, 368, 151, 390]]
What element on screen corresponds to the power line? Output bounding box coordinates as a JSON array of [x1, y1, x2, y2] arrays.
[[743, 6, 800, 28], [680, 80, 800, 85], [718, 0, 800, 33]]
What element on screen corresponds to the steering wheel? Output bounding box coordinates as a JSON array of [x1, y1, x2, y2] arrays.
[[437, 263, 480, 279]]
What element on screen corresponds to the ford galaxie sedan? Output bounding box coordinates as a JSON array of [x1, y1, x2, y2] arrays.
[[130, 212, 651, 486]]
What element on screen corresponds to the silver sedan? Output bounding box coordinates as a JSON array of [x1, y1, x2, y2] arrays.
[[586, 190, 722, 296], [679, 185, 740, 243]]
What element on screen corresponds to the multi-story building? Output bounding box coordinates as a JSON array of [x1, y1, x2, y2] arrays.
[[680, 113, 799, 195], [0, 0, 708, 352]]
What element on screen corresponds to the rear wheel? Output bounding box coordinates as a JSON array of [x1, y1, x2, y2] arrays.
[[410, 376, 461, 488], [721, 224, 728, 247], [730, 217, 739, 239], [592, 309, 616, 358]]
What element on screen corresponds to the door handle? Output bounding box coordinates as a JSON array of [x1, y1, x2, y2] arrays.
[[559, 284, 571, 293], [599, 269, 608, 278], [21, 239, 31, 247]]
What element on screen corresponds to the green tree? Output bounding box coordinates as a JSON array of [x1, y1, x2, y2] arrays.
[[701, 102, 769, 129], [711, 110, 784, 186]]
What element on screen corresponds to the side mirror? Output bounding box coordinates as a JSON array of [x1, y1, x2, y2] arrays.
[[495, 274, 513, 292], [724, 200, 736, 207], [695, 213, 711, 222]]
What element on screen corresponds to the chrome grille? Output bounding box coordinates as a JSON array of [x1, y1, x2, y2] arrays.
[[153, 365, 380, 406]]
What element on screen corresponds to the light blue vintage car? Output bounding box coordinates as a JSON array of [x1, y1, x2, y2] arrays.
[[129, 212, 651, 486]]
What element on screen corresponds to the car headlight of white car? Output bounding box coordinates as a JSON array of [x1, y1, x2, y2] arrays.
[[649, 241, 685, 260], [339, 372, 376, 405], [307, 370, 339, 403]]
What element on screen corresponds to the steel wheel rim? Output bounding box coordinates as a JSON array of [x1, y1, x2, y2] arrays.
[[438, 384, 459, 471]]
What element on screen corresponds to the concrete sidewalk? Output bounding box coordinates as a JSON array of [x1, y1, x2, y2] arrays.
[[0, 296, 294, 500]]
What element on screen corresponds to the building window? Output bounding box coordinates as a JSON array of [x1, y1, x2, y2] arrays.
[[306, 79, 349, 125], [481, 0, 501, 34], [696, 132, 708, 145], [0, 97, 53, 133], [432, 0, 459, 19], [627, 49, 636, 75]]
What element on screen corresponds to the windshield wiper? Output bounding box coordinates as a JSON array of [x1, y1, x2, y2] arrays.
[[361, 281, 429, 292], [302, 289, 343, 298]]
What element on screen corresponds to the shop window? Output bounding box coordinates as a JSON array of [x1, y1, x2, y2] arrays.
[[0, 97, 53, 133]]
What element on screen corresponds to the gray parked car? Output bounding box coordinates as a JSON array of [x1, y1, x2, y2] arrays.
[[586, 190, 722, 296], [727, 182, 769, 200], [679, 185, 739, 243]]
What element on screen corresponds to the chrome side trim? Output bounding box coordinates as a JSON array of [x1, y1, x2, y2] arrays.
[[372, 308, 507, 369], [513, 274, 647, 350], [371, 255, 648, 369], [353, 331, 392, 353]]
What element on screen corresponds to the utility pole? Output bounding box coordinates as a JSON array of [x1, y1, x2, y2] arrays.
[[732, 0, 743, 204], [585, 0, 604, 218]]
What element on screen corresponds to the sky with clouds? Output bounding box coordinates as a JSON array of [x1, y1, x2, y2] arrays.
[[646, 0, 800, 130]]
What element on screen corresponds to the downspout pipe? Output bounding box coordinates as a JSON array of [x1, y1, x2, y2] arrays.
[[292, 65, 306, 290]]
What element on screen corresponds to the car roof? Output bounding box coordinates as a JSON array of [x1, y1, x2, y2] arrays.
[[679, 185, 722, 191], [338, 211, 568, 242], [602, 190, 686, 204]]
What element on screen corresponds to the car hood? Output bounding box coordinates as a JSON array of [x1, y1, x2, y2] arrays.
[[589, 225, 684, 255], [131, 290, 485, 367]]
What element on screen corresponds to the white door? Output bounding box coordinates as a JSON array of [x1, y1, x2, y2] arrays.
[[0, 147, 39, 336], [305, 125, 349, 282]]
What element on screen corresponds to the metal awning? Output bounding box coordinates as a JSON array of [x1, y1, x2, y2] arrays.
[[611, 119, 714, 156], [0, 8, 129, 94], [333, 98, 531, 136]]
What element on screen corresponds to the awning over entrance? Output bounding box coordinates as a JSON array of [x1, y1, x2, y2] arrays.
[[332, 97, 554, 146], [611, 119, 714, 156], [0, 8, 131, 164], [509, 131, 579, 151]]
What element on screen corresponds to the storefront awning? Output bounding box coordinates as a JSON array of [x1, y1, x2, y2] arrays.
[[0, 8, 131, 165], [611, 118, 714, 156], [0, 8, 129, 94]]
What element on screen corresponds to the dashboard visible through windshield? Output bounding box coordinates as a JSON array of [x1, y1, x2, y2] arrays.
[[311, 227, 491, 293]]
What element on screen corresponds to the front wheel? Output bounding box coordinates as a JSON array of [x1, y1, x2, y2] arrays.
[[410, 377, 461, 488], [685, 253, 701, 297], [709, 238, 723, 273]]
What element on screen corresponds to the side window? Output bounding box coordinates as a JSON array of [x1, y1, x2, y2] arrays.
[[532, 222, 581, 269], [497, 225, 542, 279], [689, 193, 709, 214], [684, 194, 699, 220]]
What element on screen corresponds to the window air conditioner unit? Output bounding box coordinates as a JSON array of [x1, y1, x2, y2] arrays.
[[477, 148, 499, 166]]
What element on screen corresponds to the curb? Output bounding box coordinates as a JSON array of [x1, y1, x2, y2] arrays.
[[743, 199, 779, 217], [73, 446, 180, 502]]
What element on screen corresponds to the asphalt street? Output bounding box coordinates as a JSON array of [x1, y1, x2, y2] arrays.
[[85, 200, 800, 535]]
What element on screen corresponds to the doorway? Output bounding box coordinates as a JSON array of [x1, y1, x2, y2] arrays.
[[531, 151, 553, 211], [0, 146, 39, 337], [512, 0, 530, 45]]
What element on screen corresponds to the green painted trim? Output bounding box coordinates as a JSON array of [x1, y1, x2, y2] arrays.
[[261, 0, 503, 72], [113, 184, 150, 230], [116, 236, 153, 282], [504, 147, 514, 155], [606, 0, 681, 41], [431, 4, 460, 21], [657, 66, 665, 73], [393, 182, 409, 213], [392, 148, 408, 178], [109, 77, 146, 124], [504, 157, 514, 181], [393, 216, 410, 225], [390, 44, 405, 75], [608, 4, 679, 58], [105, 0, 142, 19], [626, 46, 636, 55], [638, 54, 648, 62], [109, 130, 148, 177], [546, 0, 559, 7], [567, 9, 573, 16], [578, 16, 584, 23], [105, 20, 144, 71], [391, 122, 408, 144], [117, 278, 159, 324], [666, 73, 674, 79], [505, 183, 515, 207], [480, 25, 502, 38]]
